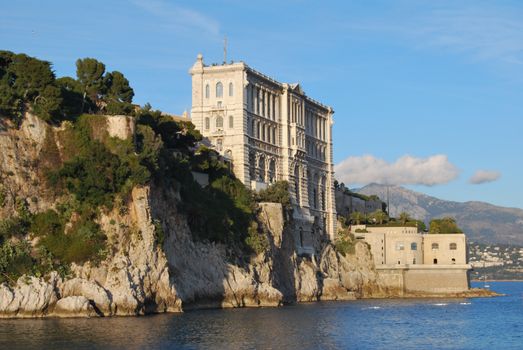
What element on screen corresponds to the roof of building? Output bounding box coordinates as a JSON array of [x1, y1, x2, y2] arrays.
[[194, 54, 333, 113]]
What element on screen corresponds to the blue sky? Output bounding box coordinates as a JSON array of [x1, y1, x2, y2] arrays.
[[2, 0, 522, 208]]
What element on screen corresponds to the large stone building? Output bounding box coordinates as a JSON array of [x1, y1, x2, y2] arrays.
[[189, 54, 337, 253]]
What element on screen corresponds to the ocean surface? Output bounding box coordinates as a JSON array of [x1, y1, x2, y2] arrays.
[[1, 281, 522, 350]]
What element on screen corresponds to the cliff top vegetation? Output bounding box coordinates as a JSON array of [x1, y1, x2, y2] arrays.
[[0, 51, 289, 284]]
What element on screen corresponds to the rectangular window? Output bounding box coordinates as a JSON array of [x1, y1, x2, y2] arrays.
[[396, 242, 404, 251]]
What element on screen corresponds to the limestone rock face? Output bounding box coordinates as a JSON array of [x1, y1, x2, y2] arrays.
[[59, 278, 113, 316], [52, 296, 96, 318], [319, 243, 385, 300], [0, 273, 59, 318], [106, 115, 135, 140], [69, 186, 183, 316], [0, 112, 55, 217]]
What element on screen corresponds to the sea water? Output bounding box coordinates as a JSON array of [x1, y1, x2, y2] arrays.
[[1, 282, 522, 349]]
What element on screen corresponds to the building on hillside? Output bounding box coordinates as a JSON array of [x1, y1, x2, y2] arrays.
[[354, 225, 471, 294], [189, 54, 337, 254]]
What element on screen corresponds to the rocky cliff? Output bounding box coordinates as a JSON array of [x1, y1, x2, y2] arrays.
[[0, 113, 386, 318]]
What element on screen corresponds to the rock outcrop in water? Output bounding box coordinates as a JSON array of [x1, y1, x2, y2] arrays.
[[0, 113, 386, 318]]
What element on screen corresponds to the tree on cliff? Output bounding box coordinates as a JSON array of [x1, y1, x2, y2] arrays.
[[75, 58, 106, 110], [104, 71, 134, 103], [55, 77, 85, 116], [76, 58, 135, 115], [0, 51, 63, 123]]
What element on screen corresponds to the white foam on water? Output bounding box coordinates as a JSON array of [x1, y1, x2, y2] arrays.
[[363, 306, 382, 310], [460, 302, 471, 305], [433, 303, 448, 306]]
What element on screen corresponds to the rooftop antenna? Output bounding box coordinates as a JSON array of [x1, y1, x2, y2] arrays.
[[223, 36, 227, 64]]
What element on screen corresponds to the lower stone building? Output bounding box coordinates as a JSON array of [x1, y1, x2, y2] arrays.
[[354, 225, 471, 294]]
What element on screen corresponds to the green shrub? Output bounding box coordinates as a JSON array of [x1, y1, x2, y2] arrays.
[[429, 217, 463, 234], [38, 213, 106, 264], [0, 185, 6, 207], [245, 221, 269, 255], [0, 217, 28, 242], [48, 115, 154, 209], [335, 226, 357, 257], [30, 209, 63, 237], [256, 181, 291, 210], [153, 219, 165, 247], [105, 101, 133, 115], [0, 240, 34, 284], [354, 228, 368, 233], [335, 239, 356, 257]]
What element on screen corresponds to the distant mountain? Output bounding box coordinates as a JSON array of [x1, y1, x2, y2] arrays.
[[355, 184, 523, 245]]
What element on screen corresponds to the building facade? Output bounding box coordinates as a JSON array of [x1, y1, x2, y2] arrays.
[[358, 225, 468, 267], [189, 54, 337, 251], [357, 225, 471, 294]]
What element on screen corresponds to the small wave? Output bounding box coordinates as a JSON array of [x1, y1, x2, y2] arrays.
[[460, 302, 471, 305], [363, 306, 381, 310], [433, 303, 448, 306]]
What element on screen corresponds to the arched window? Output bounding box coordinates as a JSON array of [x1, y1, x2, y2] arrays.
[[256, 121, 260, 139], [268, 159, 276, 183], [216, 116, 223, 128], [229, 115, 234, 128], [249, 153, 256, 180], [411, 242, 417, 251], [251, 119, 255, 136], [272, 128, 276, 145], [205, 117, 210, 130], [258, 156, 265, 182], [261, 124, 266, 141], [205, 84, 210, 99], [450, 243, 457, 250], [321, 176, 326, 210], [431, 243, 439, 250], [294, 166, 300, 204], [229, 82, 233, 97], [216, 82, 223, 98]]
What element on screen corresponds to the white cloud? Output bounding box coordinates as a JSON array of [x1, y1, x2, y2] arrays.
[[130, 0, 220, 37], [469, 170, 501, 184], [334, 154, 459, 186]]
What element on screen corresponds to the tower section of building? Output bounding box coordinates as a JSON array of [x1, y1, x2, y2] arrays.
[[189, 54, 337, 253]]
